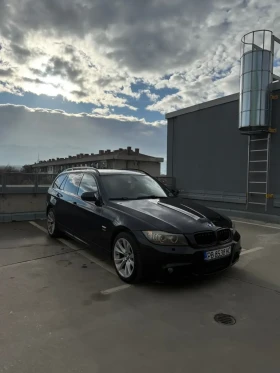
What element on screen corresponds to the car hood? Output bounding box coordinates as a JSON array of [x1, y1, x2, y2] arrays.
[[111, 197, 232, 233]]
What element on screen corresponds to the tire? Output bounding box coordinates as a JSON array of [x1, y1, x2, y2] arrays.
[[47, 208, 61, 238], [112, 232, 144, 284]]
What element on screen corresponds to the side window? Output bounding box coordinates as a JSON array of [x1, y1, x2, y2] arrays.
[[60, 175, 68, 190], [64, 173, 83, 195], [53, 174, 66, 189], [78, 173, 98, 197]]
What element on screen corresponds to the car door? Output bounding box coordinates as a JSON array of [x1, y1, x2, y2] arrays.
[[76, 173, 104, 245], [60, 172, 83, 235], [49, 173, 68, 225]]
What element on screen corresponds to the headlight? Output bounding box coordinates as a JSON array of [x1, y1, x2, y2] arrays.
[[231, 221, 236, 233], [142, 231, 188, 246]]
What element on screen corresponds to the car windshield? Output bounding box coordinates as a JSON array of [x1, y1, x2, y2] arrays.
[[101, 174, 172, 200]]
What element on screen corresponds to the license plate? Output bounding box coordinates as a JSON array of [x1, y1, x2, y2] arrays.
[[204, 246, 231, 261]]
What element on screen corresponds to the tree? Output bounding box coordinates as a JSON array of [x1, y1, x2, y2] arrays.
[[0, 165, 18, 173], [21, 164, 33, 173]]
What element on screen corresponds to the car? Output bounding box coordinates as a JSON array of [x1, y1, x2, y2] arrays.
[[46, 167, 241, 283]]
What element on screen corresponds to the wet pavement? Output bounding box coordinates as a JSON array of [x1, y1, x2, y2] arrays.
[[0, 219, 279, 373]]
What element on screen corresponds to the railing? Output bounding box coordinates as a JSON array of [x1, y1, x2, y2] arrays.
[[0, 173, 57, 194], [0, 173, 176, 194], [180, 190, 246, 204]]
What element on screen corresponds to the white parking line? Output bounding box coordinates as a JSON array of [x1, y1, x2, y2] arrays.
[[76, 248, 116, 276], [29, 221, 116, 276], [240, 246, 265, 256], [101, 284, 131, 295], [233, 219, 280, 230], [29, 221, 48, 234]]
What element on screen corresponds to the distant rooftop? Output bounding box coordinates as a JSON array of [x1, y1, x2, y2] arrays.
[[32, 146, 164, 167]]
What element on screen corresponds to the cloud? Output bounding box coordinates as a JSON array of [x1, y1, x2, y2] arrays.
[[0, 103, 167, 166], [92, 107, 111, 116], [45, 57, 81, 80], [1, 0, 280, 176], [10, 43, 32, 62], [0, 68, 14, 77], [0, 0, 280, 115], [140, 90, 160, 102], [22, 77, 47, 84], [0, 103, 166, 126], [146, 65, 241, 114]]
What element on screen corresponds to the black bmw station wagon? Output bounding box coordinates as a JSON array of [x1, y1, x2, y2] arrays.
[[47, 167, 241, 283]]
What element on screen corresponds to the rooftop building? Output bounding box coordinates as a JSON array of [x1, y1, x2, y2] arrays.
[[31, 146, 164, 176]]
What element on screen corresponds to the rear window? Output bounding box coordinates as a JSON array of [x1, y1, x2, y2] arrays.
[[53, 174, 66, 189]]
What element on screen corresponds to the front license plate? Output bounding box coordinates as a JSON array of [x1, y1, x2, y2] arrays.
[[204, 246, 231, 261]]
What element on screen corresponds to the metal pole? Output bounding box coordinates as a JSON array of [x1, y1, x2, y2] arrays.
[[270, 33, 274, 128], [250, 32, 254, 127], [264, 33, 274, 212], [35, 173, 38, 195], [239, 36, 244, 130], [265, 133, 271, 212], [1, 174, 5, 194], [259, 31, 264, 122], [246, 136, 250, 210]]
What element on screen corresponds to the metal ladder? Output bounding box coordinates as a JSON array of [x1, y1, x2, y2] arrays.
[[246, 132, 271, 211]]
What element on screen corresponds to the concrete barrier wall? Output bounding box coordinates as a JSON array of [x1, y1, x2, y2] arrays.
[[0, 194, 47, 222]]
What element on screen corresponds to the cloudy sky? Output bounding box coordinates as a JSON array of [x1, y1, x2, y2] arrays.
[[0, 0, 280, 171]]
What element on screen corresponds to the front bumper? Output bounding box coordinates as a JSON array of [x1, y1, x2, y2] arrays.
[[133, 231, 241, 276]]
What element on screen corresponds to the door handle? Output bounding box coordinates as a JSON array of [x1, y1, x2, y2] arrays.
[[56, 192, 62, 198], [73, 201, 77, 205]]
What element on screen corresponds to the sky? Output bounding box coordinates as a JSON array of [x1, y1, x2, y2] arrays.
[[1, 0, 280, 173]]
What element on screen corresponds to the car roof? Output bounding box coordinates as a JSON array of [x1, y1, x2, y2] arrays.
[[98, 169, 146, 175], [62, 168, 146, 176]]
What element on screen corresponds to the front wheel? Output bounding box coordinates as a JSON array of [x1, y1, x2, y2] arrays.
[[47, 208, 61, 238], [113, 232, 144, 284]]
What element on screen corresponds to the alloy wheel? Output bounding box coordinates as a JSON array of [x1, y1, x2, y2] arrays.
[[47, 210, 55, 235], [113, 238, 135, 278]]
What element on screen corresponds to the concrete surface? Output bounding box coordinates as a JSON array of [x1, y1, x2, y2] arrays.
[[0, 219, 279, 373]]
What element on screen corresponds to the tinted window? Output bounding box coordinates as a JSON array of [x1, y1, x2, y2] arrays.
[[101, 174, 169, 199], [78, 174, 98, 196], [64, 173, 83, 195], [53, 174, 66, 189], [60, 175, 68, 190]]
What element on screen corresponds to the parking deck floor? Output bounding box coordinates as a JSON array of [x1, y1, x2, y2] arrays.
[[0, 219, 279, 373]]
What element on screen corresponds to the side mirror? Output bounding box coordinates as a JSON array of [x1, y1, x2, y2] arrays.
[[81, 192, 98, 202]]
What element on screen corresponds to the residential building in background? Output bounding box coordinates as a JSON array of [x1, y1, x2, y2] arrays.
[[31, 147, 164, 176]]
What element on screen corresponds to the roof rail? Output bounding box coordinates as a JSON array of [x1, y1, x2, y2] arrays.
[[121, 168, 152, 176], [64, 166, 99, 174]]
